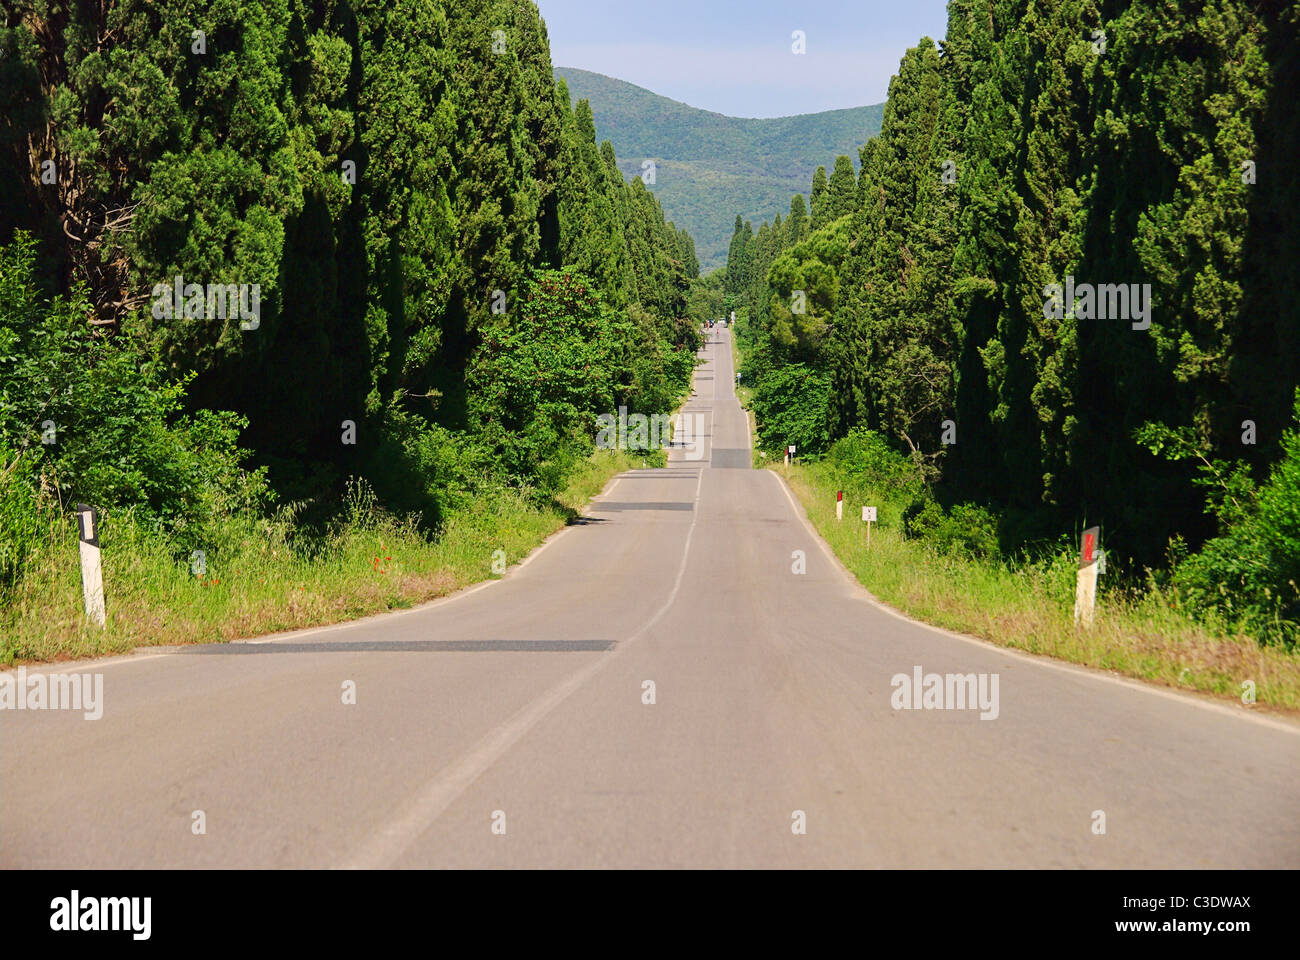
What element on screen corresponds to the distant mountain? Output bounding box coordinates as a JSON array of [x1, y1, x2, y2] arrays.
[[554, 66, 884, 273]]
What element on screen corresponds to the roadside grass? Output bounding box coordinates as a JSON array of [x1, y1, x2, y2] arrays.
[[1, 448, 644, 665], [726, 326, 1300, 714], [776, 460, 1300, 714]]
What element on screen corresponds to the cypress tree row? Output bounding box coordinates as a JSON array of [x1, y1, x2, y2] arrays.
[[1, 0, 700, 534], [730, 0, 1300, 641]]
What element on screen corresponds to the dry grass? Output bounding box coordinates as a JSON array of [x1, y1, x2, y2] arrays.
[[2, 449, 643, 665]]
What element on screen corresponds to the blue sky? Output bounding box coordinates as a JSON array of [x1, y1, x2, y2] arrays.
[[535, 0, 952, 118]]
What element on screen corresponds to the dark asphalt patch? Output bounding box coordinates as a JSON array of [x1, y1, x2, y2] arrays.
[[186, 639, 617, 654], [710, 448, 751, 469], [590, 501, 695, 511]]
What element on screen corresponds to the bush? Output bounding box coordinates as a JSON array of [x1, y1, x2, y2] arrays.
[[486, 401, 591, 499], [751, 363, 833, 457], [1171, 390, 1300, 645], [0, 231, 269, 567], [0, 444, 45, 598], [465, 269, 691, 496], [366, 409, 494, 527], [621, 302, 696, 414], [902, 495, 1001, 560], [827, 427, 923, 501]]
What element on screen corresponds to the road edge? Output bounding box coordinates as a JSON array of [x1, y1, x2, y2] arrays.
[[767, 466, 1300, 736]]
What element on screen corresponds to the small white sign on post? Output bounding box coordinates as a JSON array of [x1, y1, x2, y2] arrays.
[[785, 444, 795, 466], [862, 506, 877, 545], [76, 503, 106, 628]]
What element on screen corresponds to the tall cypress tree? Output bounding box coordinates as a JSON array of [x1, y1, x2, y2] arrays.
[[786, 195, 808, 246], [826, 155, 856, 223], [809, 165, 829, 229]]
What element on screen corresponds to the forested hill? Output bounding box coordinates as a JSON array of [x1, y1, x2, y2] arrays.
[[730, 3, 1300, 644], [1, 0, 700, 564], [554, 66, 883, 271]]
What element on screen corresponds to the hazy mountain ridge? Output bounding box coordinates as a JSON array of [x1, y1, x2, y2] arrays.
[[554, 66, 883, 271]]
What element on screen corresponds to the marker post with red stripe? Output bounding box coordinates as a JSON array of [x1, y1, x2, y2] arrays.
[[836, 490, 843, 521], [1074, 526, 1101, 628]]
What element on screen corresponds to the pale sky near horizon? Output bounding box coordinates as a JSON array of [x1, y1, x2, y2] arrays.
[[535, 0, 952, 119]]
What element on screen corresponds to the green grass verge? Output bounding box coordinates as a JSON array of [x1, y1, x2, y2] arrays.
[[728, 330, 1299, 714], [1, 449, 646, 665], [774, 459, 1300, 715]]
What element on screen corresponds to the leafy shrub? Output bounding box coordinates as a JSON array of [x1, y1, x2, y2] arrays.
[[0, 231, 269, 559], [751, 363, 833, 457], [477, 401, 591, 499], [1169, 390, 1300, 645], [827, 427, 923, 502], [902, 496, 1001, 560], [366, 409, 494, 526], [0, 443, 45, 598], [468, 271, 622, 437], [466, 270, 690, 495], [621, 303, 696, 414]]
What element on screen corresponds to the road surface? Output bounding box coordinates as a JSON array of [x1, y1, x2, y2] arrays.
[[3, 327, 1298, 867]]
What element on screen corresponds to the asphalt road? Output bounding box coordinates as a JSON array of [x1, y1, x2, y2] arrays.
[[3, 327, 1298, 868]]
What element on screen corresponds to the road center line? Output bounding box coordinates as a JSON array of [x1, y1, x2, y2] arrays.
[[341, 472, 706, 867]]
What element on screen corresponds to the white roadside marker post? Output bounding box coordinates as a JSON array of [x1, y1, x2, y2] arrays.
[[836, 490, 843, 521], [1074, 526, 1101, 628], [75, 503, 106, 628], [862, 505, 877, 546]]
